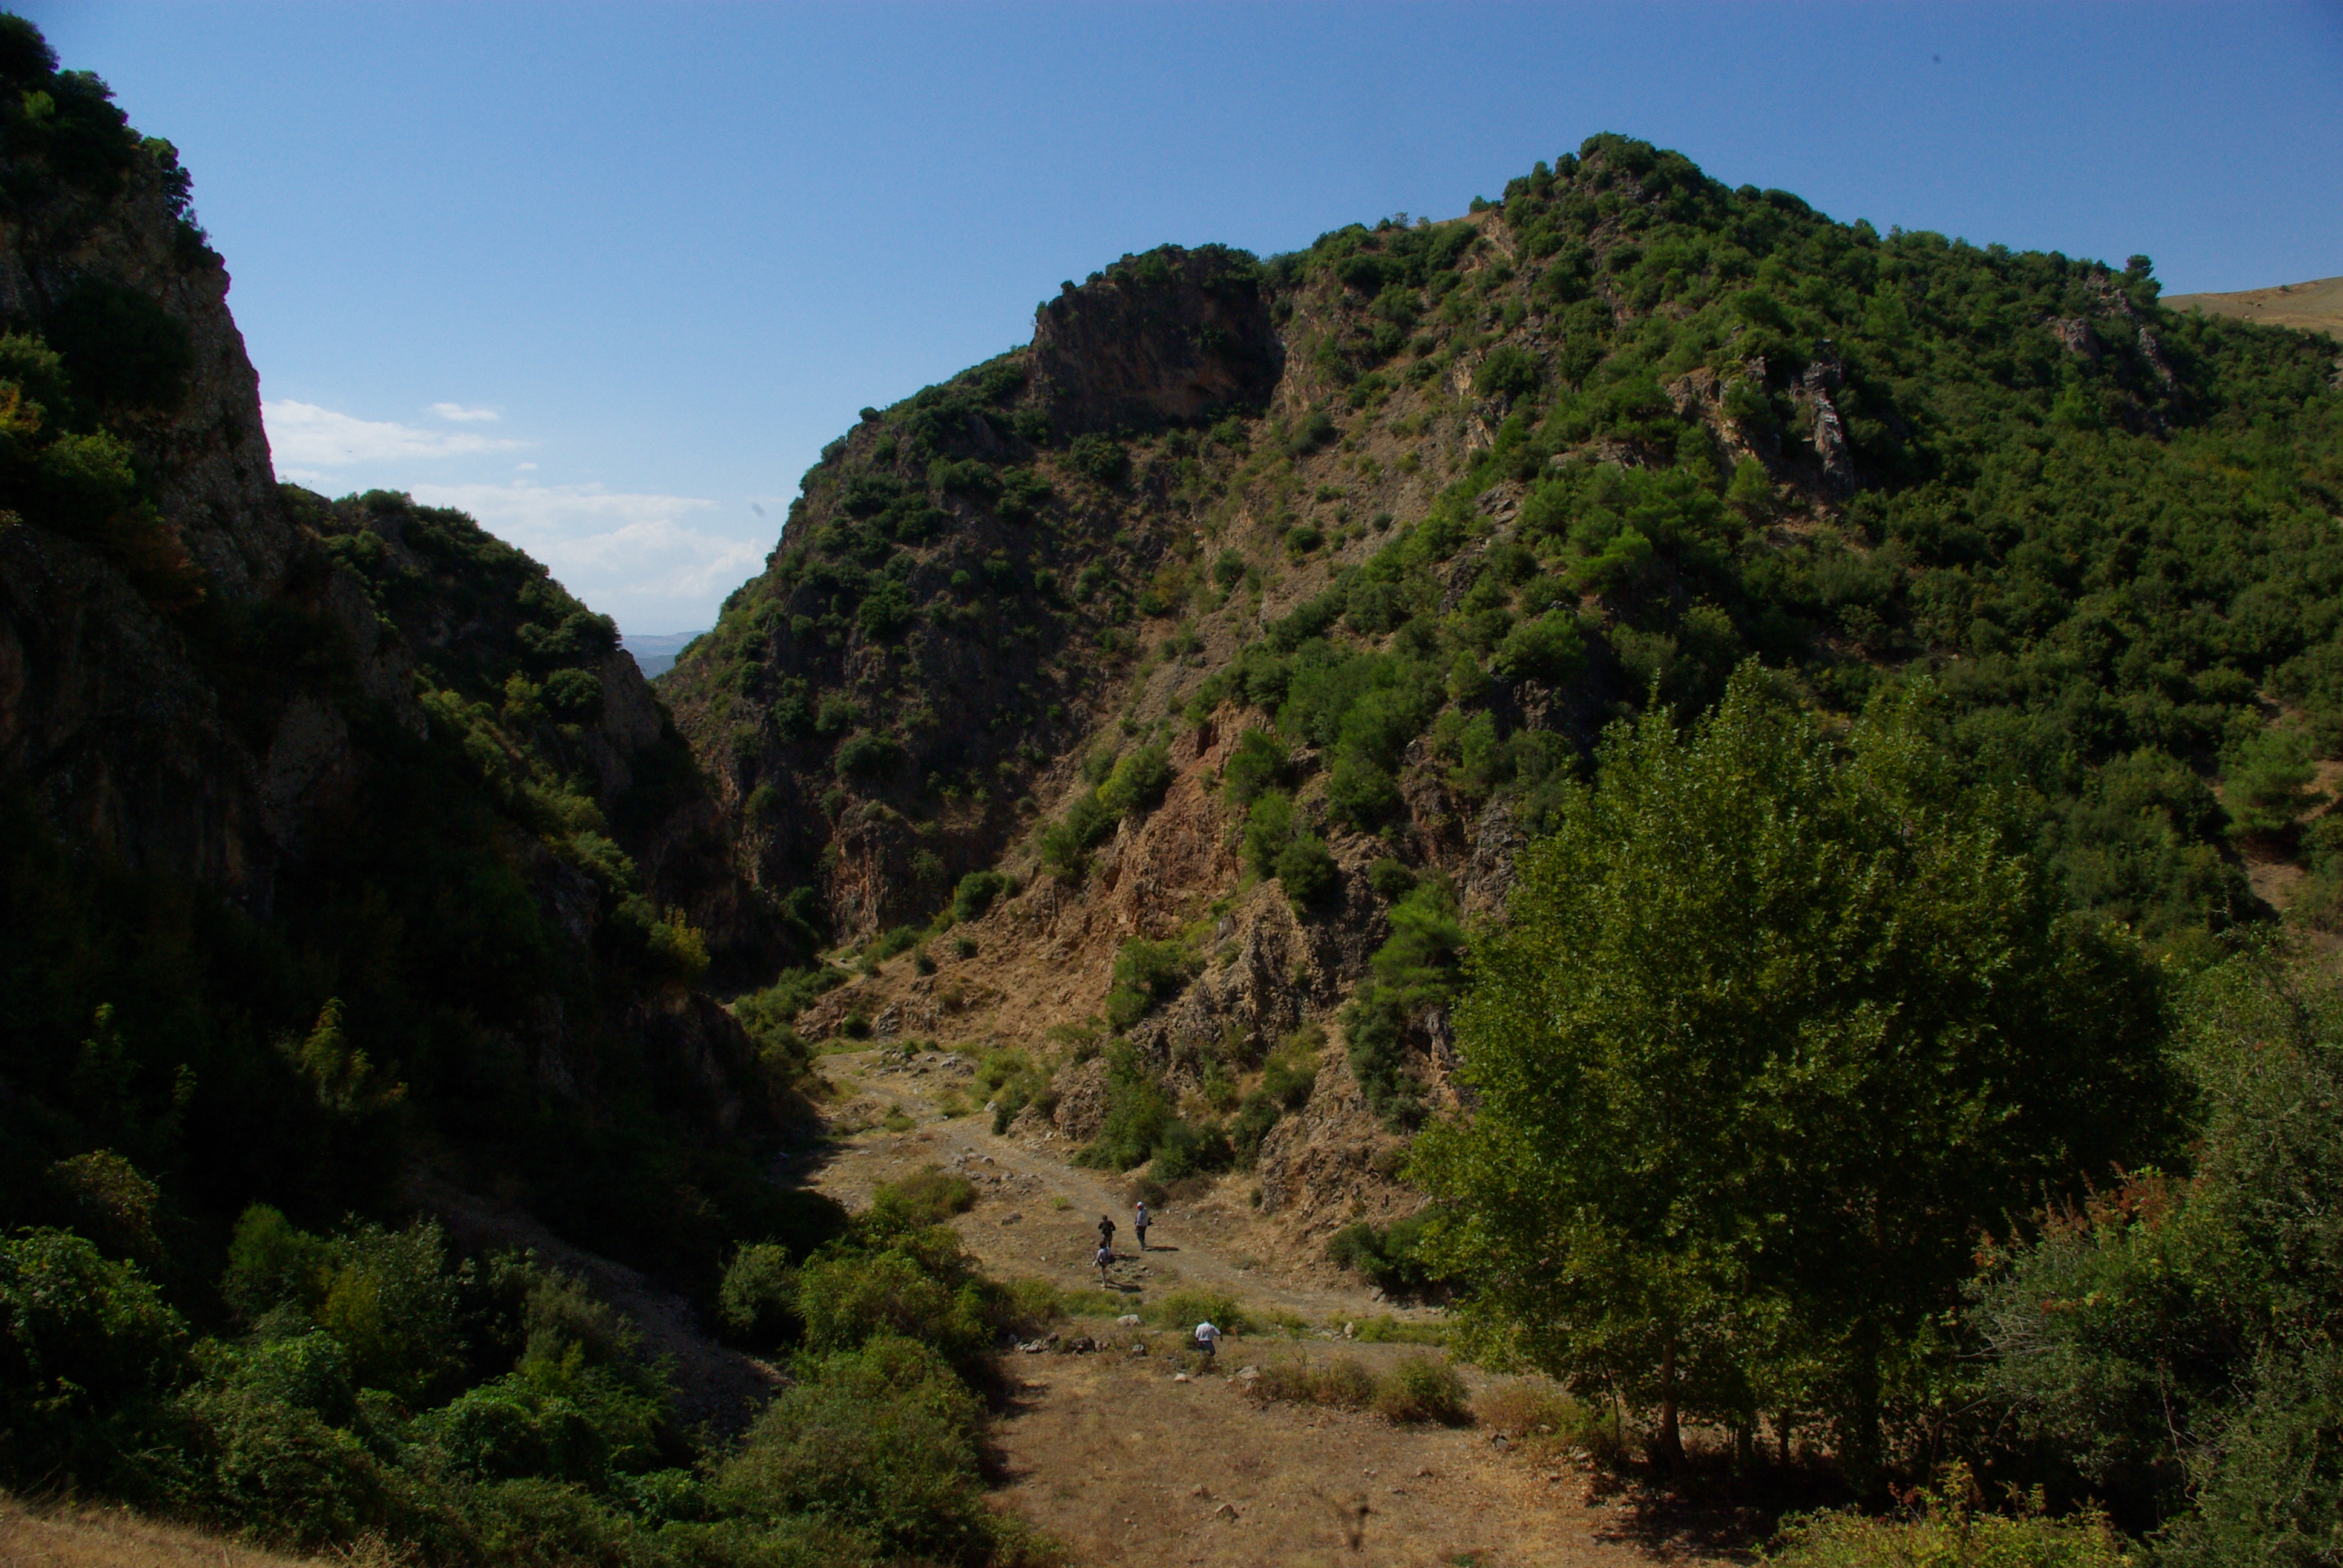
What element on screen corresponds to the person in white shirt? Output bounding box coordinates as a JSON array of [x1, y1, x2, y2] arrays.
[[1193, 1319, 1221, 1365], [1133, 1200, 1151, 1251]]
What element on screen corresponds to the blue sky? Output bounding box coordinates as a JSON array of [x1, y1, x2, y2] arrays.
[[25, 1, 2343, 637]]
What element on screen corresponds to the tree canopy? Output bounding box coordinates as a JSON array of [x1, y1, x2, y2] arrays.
[[1413, 666, 2177, 1473]]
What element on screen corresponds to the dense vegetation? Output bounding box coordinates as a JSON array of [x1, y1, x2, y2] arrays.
[[0, 1182, 1052, 1566]]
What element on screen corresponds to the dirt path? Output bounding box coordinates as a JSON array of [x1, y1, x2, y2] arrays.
[[802, 1045, 1731, 1566], [801, 1044, 1417, 1325]]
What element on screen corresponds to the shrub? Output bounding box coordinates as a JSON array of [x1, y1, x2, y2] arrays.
[[223, 1204, 332, 1322], [1325, 754, 1402, 831], [716, 1336, 994, 1564], [1038, 790, 1116, 877], [1147, 1287, 1251, 1334], [1066, 433, 1129, 485], [1097, 743, 1173, 817], [834, 730, 903, 779], [1489, 611, 1584, 685], [1367, 857, 1417, 900], [1220, 728, 1288, 805], [792, 1248, 983, 1366], [1372, 1354, 1470, 1425], [540, 667, 605, 720], [867, 1166, 977, 1229], [0, 1227, 186, 1430], [717, 1243, 796, 1347], [1275, 835, 1340, 912], [1241, 789, 1296, 877], [1105, 936, 1193, 1030], [950, 869, 1008, 921], [1473, 344, 1541, 400], [1763, 1464, 2126, 1567], [1147, 1117, 1233, 1184], [183, 1385, 387, 1550], [1077, 1045, 1175, 1171]]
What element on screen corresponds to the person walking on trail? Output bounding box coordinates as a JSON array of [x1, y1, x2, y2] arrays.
[[1097, 1213, 1116, 1252], [1193, 1319, 1221, 1367], [1095, 1241, 1114, 1286], [1133, 1200, 1151, 1252]]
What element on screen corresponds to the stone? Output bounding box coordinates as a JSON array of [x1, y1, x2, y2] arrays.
[[1214, 1502, 1239, 1521], [1117, 1313, 1142, 1325]]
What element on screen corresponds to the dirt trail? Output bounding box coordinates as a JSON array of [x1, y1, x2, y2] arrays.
[[803, 1045, 1730, 1566], [802, 1044, 1414, 1325]]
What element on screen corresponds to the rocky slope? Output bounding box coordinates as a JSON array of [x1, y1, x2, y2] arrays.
[[0, 25, 793, 1278], [668, 134, 2343, 1257]]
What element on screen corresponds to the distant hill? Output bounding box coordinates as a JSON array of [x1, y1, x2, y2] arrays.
[[2164, 273, 2343, 337], [623, 628, 706, 676]]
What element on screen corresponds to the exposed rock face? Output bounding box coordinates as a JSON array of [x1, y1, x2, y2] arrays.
[[1031, 246, 1282, 435]]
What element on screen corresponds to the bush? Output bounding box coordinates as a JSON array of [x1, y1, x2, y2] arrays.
[[834, 730, 903, 779], [715, 1336, 995, 1565], [950, 869, 1008, 922], [867, 1166, 977, 1229], [1147, 1287, 1251, 1335], [1077, 1045, 1175, 1172], [1489, 611, 1584, 685], [1220, 728, 1288, 805], [1475, 1377, 1622, 1466], [1097, 743, 1173, 817], [717, 1243, 796, 1348], [1372, 1354, 1470, 1425], [1473, 344, 1541, 400], [1763, 1464, 2126, 1567], [1066, 433, 1129, 485], [537, 666, 603, 720], [1275, 835, 1340, 912], [791, 1248, 986, 1370], [1325, 1213, 1443, 1298], [1038, 790, 1116, 877], [1241, 789, 1296, 877], [1104, 936, 1193, 1030], [1325, 754, 1402, 831], [1367, 857, 1417, 900], [1147, 1117, 1233, 1184], [0, 1227, 186, 1430]]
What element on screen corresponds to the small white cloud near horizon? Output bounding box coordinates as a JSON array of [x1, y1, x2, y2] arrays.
[[264, 400, 525, 466], [429, 402, 500, 422], [408, 480, 761, 633]]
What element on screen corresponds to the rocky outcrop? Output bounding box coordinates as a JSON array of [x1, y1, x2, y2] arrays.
[[1031, 246, 1282, 435]]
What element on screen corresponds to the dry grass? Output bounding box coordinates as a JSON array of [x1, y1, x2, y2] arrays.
[[1242, 1350, 1470, 1424], [0, 1492, 333, 1567], [1475, 1376, 1628, 1468], [2164, 274, 2343, 337]]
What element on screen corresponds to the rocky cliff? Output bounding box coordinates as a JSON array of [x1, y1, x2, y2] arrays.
[[0, 27, 795, 1276]]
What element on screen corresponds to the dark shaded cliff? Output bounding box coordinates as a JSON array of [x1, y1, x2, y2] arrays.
[[0, 25, 806, 1281]]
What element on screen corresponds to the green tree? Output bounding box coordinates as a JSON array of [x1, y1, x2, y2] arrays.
[[1412, 667, 2174, 1476]]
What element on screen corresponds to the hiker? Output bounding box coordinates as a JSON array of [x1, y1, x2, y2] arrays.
[[1193, 1319, 1221, 1367], [1097, 1213, 1116, 1252], [1133, 1200, 1150, 1252], [1095, 1241, 1113, 1285]]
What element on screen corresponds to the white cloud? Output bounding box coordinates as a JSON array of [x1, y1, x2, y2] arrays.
[[407, 480, 761, 630], [429, 402, 500, 423], [262, 400, 525, 467]]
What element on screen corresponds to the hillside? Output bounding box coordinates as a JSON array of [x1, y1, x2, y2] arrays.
[[666, 132, 2343, 1241], [7, 7, 2343, 1561], [2165, 273, 2343, 338]]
